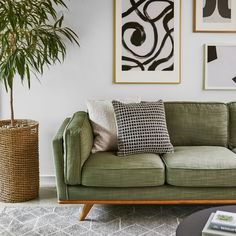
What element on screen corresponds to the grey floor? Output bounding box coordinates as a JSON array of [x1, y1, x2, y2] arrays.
[[0, 188, 207, 235]]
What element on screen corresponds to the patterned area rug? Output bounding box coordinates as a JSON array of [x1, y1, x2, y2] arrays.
[[0, 205, 206, 236]]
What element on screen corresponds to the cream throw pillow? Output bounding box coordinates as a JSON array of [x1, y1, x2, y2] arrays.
[[87, 98, 140, 153]]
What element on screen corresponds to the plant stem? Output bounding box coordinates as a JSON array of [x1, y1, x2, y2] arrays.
[[10, 87, 14, 127]]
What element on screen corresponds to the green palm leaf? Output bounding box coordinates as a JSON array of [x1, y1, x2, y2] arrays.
[[0, 0, 79, 126]]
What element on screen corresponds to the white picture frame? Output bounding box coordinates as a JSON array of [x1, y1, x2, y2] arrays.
[[114, 0, 182, 84], [204, 44, 236, 90]]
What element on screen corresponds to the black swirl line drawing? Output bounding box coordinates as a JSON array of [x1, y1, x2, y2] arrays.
[[122, 0, 174, 71]]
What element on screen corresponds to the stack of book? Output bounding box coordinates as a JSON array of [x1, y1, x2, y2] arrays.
[[202, 211, 236, 236]]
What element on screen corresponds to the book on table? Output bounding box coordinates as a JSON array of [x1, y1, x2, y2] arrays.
[[202, 213, 236, 236], [210, 211, 236, 233]]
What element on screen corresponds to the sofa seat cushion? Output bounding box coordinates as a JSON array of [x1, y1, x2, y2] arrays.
[[162, 146, 236, 187], [81, 152, 165, 187]]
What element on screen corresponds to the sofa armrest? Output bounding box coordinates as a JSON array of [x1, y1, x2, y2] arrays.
[[63, 112, 93, 185], [53, 118, 71, 201]]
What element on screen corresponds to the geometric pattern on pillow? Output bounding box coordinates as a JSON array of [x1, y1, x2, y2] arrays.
[[112, 100, 174, 156]]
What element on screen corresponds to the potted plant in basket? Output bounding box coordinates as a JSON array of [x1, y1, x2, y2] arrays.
[[0, 0, 79, 202]]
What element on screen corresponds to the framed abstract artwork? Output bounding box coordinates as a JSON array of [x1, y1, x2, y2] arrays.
[[204, 44, 236, 90], [114, 0, 182, 84], [194, 0, 236, 32]]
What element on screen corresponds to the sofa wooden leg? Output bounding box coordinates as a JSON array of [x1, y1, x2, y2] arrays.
[[80, 204, 93, 221]]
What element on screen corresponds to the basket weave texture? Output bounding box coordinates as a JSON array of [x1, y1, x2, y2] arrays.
[[0, 119, 39, 203]]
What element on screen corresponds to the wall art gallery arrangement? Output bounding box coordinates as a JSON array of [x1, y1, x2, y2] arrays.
[[114, 0, 236, 90], [114, 0, 181, 84]]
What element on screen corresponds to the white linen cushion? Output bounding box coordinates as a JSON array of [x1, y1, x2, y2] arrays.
[[87, 98, 140, 153]]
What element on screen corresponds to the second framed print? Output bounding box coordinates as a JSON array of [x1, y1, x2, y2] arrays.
[[204, 44, 236, 90], [194, 0, 236, 32], [114, 0, 182, 84]]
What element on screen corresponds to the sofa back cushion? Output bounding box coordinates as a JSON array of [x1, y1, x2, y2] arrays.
[[164, 102, 228, 146], [229, 102, 236, 149]]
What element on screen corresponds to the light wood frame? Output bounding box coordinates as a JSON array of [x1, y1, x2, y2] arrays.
[[59, 200, 236, 221], [114, 0, 182, 84], [194, 0, 236, 33]]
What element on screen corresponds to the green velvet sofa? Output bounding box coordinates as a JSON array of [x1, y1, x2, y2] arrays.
[[53, 102, 236, 220]]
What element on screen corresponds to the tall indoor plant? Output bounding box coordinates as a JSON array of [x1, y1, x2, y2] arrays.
[[0, 0, 79, 202]]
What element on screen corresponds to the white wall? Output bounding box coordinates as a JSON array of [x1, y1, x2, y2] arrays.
[[1, 0, 236, 177]]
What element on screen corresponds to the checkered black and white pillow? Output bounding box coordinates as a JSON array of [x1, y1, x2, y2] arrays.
[[112, 100, 174, 156]]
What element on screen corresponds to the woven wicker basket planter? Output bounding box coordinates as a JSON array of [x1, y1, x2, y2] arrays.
[[0, 119, 39, 203]]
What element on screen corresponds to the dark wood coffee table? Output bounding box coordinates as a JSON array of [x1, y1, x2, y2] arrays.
[[176, 205, 236, 236]]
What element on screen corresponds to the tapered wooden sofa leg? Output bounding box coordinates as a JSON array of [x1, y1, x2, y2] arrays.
[[80, 204, 94, 221]]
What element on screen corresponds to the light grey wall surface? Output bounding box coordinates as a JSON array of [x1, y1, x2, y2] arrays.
[[1, 0, 236, 176]]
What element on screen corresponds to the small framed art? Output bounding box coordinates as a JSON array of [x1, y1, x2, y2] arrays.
[[114, 0, 182, 84], [204, 44, 236, 90], [194, 0, 236, 32]]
